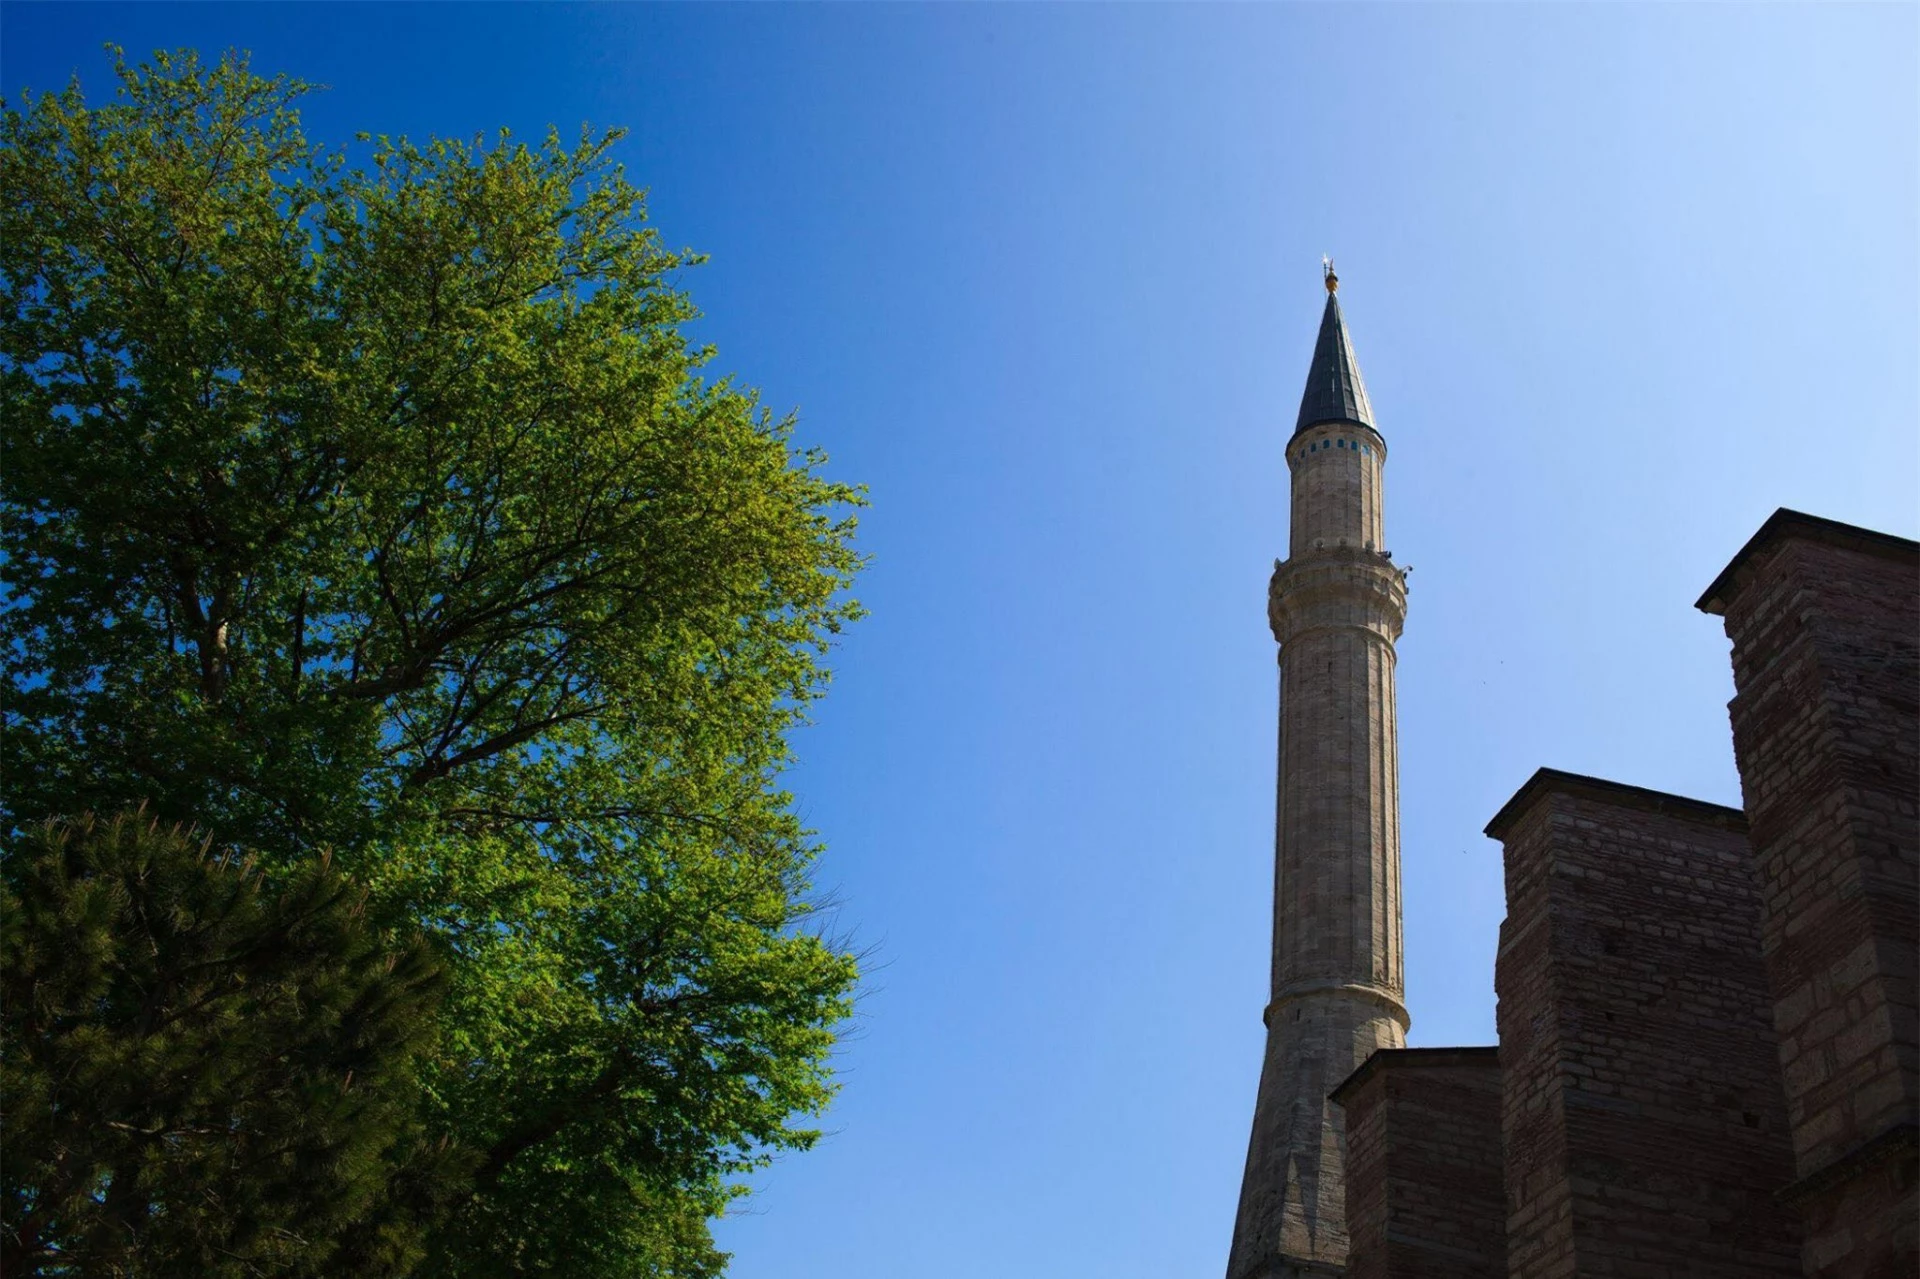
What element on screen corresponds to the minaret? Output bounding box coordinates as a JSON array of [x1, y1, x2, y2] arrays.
[[1227, 265, 1411, 1279]]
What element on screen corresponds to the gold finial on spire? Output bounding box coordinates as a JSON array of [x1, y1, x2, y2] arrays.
[[1322, 255, 1339, 294]]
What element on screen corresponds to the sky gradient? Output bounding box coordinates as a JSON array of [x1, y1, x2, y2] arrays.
[[4, 5, 1915, 1276]]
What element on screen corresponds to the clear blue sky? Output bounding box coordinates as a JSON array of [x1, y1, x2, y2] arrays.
[[5, 5, 1915, 1275]]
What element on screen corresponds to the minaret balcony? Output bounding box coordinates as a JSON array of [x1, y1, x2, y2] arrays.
[[1268, 548, 1409, 647]]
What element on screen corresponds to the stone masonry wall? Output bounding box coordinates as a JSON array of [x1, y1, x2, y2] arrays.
[[1487, 772, 1802, 1279], [1287, 423, 1386, 557], [1233, 555, 1410, 1277], [1700, 514, 1920, 1277], [1229, 423, 1412, 1279], [1331, 1048, 1504, 1279], [1233, 997, 1402, 1277]]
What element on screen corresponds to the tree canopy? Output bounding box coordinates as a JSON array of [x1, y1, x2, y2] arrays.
[[2, 812, 449, 1277], [2, 48, 863, 1275]]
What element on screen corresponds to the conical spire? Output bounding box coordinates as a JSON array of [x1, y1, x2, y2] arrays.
[[1293, 266, 1375, 437]]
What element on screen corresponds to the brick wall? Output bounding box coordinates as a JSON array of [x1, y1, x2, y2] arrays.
[[1486, 771, 1801, 1278], [1490, 791, 1575, 1279], [1331, 1048, 1503, 1279], [1699, 510, 1920, 1277]]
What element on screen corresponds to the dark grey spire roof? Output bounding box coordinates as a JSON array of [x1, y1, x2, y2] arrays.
[[1292, 289, 1375, 437]]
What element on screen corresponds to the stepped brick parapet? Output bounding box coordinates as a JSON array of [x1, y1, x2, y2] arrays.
[[1699, 510, 1920, 1278], [1330, 1047, 1504, 1279], [1486, 770, 1801, 1279]]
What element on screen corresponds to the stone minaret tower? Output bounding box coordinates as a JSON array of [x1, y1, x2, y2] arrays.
[[1227, 266, 1411, 1279]]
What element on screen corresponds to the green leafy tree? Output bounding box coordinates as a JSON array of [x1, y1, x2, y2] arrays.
[[2, 49, 863, 1275], [1, 811, 451, 1277]]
